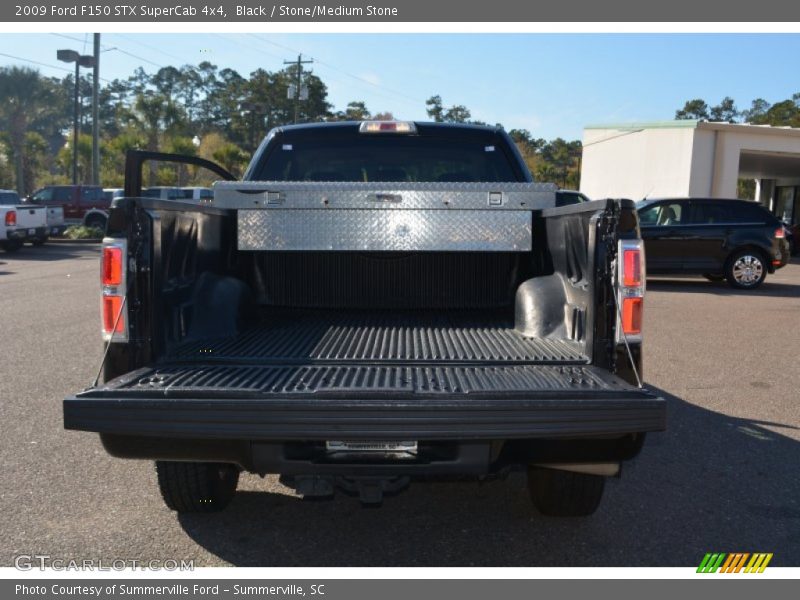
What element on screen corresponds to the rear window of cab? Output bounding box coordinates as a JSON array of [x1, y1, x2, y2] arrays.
[[255, 135, 521, 183]]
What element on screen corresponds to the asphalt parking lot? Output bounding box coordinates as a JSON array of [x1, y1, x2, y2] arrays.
[[1, 243, 798, 567]]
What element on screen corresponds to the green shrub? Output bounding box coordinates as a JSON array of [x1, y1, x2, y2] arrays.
[[63, 225, 104, 240]]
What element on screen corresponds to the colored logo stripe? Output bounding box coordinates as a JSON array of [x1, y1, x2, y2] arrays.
[[745, 553, 773, 573], [697, 553, 726, 573], [721, 553, 749, 573], [697, 553, 773, 573]]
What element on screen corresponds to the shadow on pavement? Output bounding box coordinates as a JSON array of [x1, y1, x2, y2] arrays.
[[647, 277, 800, 298], [0, 243, 98, 265], [176, 386, 800, 567]]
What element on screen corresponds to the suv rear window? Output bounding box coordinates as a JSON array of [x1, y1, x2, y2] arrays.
[[692, 201, 770, 224], [691, 202, 731, 224], [255, 136, 520, 182], [729, 202, 771, 223]]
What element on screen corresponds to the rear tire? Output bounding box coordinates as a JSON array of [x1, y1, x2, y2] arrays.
[[702, 273, 725, 282], [0, 240, 22, 253], [527, 466, 605, 517], [84, 215, 107, 232], [725, 250, 767, 289], [155, 461, 239, 513]]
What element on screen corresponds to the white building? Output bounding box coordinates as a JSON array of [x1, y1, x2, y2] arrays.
[[579, 120, 800, 226]]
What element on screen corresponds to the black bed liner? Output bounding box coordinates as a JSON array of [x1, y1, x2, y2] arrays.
[[68, 311, 666, 440], [91, 363, 636, 399], [78, 310, 641, 401], [66, 362, 665, 440], [171, 310, 587, 366]]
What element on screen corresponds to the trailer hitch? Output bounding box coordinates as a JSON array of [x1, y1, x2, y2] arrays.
[[284, 475, 411, 506]]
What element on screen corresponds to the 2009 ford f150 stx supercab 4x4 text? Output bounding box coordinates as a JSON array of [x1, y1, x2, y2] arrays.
[[64, 121, 666, 515]]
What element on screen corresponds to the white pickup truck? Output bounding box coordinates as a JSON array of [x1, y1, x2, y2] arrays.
[[0, 189, 64, 249], [1, 203, 25, 252]]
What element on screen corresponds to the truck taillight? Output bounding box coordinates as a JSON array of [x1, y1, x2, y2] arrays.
[[621, 297, 643, 335], [617, 240, 645, 340], [5, 210, 16, 227], [101, 238, 127, 342], [622, 247, 642, 287], [102, 296, 125, 334], [775, 226, 785, 239], [101, 246, 123, 286]]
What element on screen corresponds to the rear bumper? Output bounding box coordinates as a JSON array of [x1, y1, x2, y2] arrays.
[[773, 239, 791, 269], [64, 394, 666, 442], [16, 226, 48, 241]]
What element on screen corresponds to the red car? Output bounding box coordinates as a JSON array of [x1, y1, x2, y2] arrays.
[[28, 185, 111, 231]]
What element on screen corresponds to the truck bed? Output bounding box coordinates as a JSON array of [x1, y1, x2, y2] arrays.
[[152, 309, 590, 399], [73, 310, 654, 404], [172, 310, 587, 366]]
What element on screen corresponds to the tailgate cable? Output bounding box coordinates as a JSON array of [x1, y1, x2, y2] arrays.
[[610, 287, 643, 389], [91, 292, 129, 388]]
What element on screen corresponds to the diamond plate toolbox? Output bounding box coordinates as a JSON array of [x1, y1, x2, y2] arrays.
[[238, 209, 531, 252], [221, 181, 553, 252], [215, 181, 558, 210]]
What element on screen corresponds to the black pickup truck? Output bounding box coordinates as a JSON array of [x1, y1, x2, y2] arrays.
[[64, 121, 665, 515]]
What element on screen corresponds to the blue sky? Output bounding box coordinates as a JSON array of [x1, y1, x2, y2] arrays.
[[2, 33, 800, 140]]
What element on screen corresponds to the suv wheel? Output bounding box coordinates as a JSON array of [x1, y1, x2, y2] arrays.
[[725, 250, 767, 289], [155, 461, 239, 513], [527, 466, 605, 517]]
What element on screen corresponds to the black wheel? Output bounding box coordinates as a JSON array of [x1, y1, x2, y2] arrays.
[[527, 466, 605, 517], [84, 215, 107, 232], [725, 249, 767, 289], [0, 240, 22, 253], [702, 273, 725, 282], [155, 461, 239, 513], [32, 236, 48, 246]]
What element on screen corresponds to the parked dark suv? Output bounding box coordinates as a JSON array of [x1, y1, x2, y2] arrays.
[[637, 198, 790, 289]]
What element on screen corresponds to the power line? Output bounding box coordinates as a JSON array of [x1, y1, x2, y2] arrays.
[[242, 34, 421, 111], [216, 34, 415, 120], [213, 34, 285, 63], [0, 50, 113, 83], [251, 34, 425, 107], [112, 48, 164, 69], [52, 33, 110, 50], [51, 33, 165, 69], [109, 33, 187, 64]]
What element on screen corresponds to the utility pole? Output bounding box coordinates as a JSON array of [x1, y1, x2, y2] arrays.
[[283, 54, 313, 124], [71, 60, 80, 185], [91, 33, 100, 185]]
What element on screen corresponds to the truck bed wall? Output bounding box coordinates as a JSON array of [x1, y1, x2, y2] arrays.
[[113, 199, 611, 375]]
